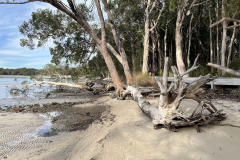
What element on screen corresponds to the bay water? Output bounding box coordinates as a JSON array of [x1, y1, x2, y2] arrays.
[[0, 76, 90, 108]]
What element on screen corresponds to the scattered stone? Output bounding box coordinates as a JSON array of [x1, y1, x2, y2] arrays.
[[25, 105, 31, 110], [51, 117, 58, 123], [1, 114, 7, 116]]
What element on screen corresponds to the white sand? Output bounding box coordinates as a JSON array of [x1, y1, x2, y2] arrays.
[[0, 97, 240, 160]]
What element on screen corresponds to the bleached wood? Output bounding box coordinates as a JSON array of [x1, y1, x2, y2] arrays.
[[207, 63, 240, 77]]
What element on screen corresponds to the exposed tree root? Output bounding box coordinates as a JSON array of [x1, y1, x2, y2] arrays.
[[124, 56, 227, 132]]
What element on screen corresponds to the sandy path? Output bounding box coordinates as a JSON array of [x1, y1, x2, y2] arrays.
[[0, 96, 240, 160]]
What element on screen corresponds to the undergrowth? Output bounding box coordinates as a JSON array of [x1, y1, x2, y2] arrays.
[[131, 73, 156, 87]]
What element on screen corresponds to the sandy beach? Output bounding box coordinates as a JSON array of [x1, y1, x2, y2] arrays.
[[0, 96, 240, 160]]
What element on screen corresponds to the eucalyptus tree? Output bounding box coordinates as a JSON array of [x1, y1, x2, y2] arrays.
[[19, 9, 96, 66], [1, 0, 133, 90], [106, 0, 145, 73], [142, 0, 166, 74], [210, 0, 240, 75], [172, 0, 209, 76]]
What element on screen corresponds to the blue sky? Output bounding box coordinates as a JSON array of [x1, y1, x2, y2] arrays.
[[0, 2, 56, 69]]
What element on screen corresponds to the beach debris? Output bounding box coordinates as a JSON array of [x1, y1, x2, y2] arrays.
[[124, 55, 226, 132], [51, 117, 58, 123]]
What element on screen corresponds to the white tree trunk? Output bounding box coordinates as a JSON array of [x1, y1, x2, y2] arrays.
[[175, 23, 187, 76], [227, 22, 236, 68], [221, 2, 227, 75], [209, 7, 213, 71]]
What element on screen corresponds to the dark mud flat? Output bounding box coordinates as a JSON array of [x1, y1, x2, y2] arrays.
[[51, 104, 113, 132], [1, 95, 114, 136]]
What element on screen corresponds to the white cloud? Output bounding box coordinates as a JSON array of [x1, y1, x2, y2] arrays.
[[0, 50, 25, 56]]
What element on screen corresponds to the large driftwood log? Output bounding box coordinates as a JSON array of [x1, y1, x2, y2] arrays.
[[12, 80, 115, 94], [125, 57, 226, 132]]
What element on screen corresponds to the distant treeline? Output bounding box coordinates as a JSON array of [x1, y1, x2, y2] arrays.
[[0, 68, 39, 76]]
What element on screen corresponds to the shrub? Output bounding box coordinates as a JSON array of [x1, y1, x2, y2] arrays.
[[21, 80, 28, 84], [131, 73, 156, 87]]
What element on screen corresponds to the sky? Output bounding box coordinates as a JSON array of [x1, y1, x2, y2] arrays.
[[0, 2, 57, 69]]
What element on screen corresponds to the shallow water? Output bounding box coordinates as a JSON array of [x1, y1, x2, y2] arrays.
[[0, 76, 90, 108]]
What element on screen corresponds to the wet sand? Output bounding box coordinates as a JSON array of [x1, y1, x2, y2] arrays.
[[0, 96, 240, 160]]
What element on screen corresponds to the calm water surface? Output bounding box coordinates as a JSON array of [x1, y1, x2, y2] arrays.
[[0, 76, 35, 98], [0, 76, 90, 107]]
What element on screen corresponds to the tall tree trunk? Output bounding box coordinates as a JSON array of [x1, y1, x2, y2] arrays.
[[95, 0, 124, 89], [164, 24, 168, 59], [142, 0, 166, 73], [175, 0, 191, 76], [142, 14, 150, 73], [130, 36, 136, 74], [187, 15, 194, 68], [209, 6, 213, 72], [151, 23, 157, 74], [176, 17, 187, 76], [221, 1, 227, 75], [102, 0, 132, 84], [157, 33, 162, 72], [227, 22, 236, 68], [216, 0, 220, 66]]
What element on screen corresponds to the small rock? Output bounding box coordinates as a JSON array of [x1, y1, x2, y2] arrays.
[[25, 105, 31, 110], [51, 117, 58, 123], [1, 114, 7, 116], [39, 104, 44, 108]]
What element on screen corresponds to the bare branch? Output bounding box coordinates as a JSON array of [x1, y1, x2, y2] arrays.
[[149, 0, 158, 14], [0, 0, 46, 4], [227, 24, 240, 29], [149, 0, 166, 32], [192, 0, 209, 7], [210, 18, 240, 28], [180, 54, 200, 77], [207, 63, 240, 77]]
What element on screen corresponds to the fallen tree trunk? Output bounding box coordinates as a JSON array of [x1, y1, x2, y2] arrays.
[[207, 63, 240, 77], [124, 57, 226, 132], [14, 80, 115, 94]]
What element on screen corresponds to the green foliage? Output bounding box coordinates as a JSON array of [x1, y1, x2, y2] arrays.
[[21, 80, 28, 84], [230, 59, 240, 71], [0, 68, 39, 76], [19, 8, 95, 67]]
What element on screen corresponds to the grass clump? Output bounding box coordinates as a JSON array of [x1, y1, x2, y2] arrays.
[[131, 73, 156, 87]]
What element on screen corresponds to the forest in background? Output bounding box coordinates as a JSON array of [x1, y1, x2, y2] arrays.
[[0, 68, 39, 76], [2, 0, 240, 84]]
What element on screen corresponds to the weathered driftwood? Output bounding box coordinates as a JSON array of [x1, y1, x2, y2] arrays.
[[207, 63, 240, 77], [125, 57, 226, 132], [12, 79, 115, 95]]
